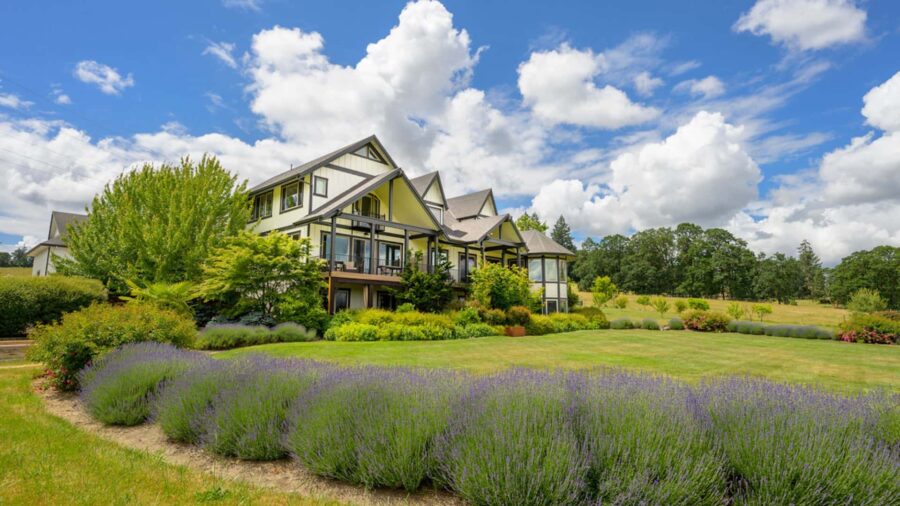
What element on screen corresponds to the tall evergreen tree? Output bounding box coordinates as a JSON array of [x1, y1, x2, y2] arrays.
[[550, 215, 575, 252], [797, 239, 825, 299]]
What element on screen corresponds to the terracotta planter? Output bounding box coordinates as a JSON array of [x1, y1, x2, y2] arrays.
[[504, 325, 526, 337]]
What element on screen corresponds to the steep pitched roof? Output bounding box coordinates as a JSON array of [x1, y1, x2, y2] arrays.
[[520, 229, 575, 257], [409, 172, 438, 196], [249, 135, 396, 193], [51, 211, 88, 239], [446, 189, 493, 219]]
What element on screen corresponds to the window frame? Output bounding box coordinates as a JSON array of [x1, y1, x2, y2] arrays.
[[545, 257, 559, 282], [280, 181, 302, 212], [546, 299, 559, 314], [528, 258, 543, 282], [251, 190, 274, 220], [313, 176, 328, 197], [427, 203, 444, 224]]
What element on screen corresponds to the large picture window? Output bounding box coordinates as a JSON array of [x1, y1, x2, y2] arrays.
[[545, 257, 558, 282], [379, 242, 402, 267], [528, 258, 543, 282], [251, 191, 273, 220], [281, 181, 302, 211], [321, 232, 350, 263]]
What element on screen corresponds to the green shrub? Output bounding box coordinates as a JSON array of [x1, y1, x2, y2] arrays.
[[395, 302, 415, 313], [610, 318, 635, 330], [27, 303, 196, 390], [839, 313, 900, 344], [455, 323, 500, 338], [636, 295, 651, 307], [641, 318, 660, 330], [469, 262, 536, 311], [270, 322, 317, 342], [324, 322, 379, 342], [481, 308, 507, 325], [506, 306, 532, 326], [682, 310, 730, 332], [668, 317, 684, 330], [524, 315, 556, 336], [590, 276, 617, 307], [548, 313, 593, 333], [327, 310, 356, 330], [847, 288, 887, 313], [675, 300, 688, 313], [454, 307, 481, 326], [613, 295, 628, 309], [0, 276, 107, 336], [687, 298, 710, 310], [575, 307, 610, 329], [376, 323, 426, 342], [355, 308, 396, 326], [726, 302, 746, 320]]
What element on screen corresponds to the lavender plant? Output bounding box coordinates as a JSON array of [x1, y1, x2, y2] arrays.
[[702, 378, 899, 505], [432, 370, 590, 506], [203, 355, 326, 460], [153, 359, 234, 443], [287, 367, 463, 490], [78, 342, 205, 426]]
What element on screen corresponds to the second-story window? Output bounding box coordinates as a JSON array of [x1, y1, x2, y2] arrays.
[[281, 181, 302, 211], [313, 176, 328, 197], [251, 191, 273, 220]]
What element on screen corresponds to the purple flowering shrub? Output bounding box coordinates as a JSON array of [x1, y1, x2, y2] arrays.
[[78, 342, 206, 425], [432, 370, 590, 505], [77, 343, 900, 504], [287, 367, 463, 490]]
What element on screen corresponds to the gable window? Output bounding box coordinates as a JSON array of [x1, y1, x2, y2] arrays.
[[353, 194, 381, 218], [354, 144, 386, 164], [427, 204, 443, 224], [281, 181, 302, 211], [528, 258, 543, 282], [251, 191, 273, 220], [313, 176, 328, 197]]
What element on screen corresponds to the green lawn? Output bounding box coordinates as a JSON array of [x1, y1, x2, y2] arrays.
[[578, 293, 849, 328], [0, 267, 31, 277], [0, 367, 334, 505], [218, 330, 900, 393]]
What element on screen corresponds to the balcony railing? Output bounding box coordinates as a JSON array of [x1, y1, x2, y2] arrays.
[[321, 254, 470, 283], [349, 211, 386, 232]]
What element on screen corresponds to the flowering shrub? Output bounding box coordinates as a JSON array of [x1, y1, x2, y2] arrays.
[[682, 310, 731, 332], [27, 302, 196, 390], [79, 343, 900, 505], [195, 322, 316, 350], [839, 312, 899, 344]]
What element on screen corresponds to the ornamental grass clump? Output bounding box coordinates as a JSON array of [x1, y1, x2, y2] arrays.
[[79, 342, 206, 426], [573, 370, 727, 505], [433, 370, 590, 506], [203, 355, 328, 460], [701, 378, 900, 505], [287, 368, 464, 491]]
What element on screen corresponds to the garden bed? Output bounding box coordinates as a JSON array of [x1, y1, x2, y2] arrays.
[[67, 342, 900, 505], [37, 381, 461, 506]]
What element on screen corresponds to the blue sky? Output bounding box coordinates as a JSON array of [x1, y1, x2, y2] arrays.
[[1, 0, 898, 263]]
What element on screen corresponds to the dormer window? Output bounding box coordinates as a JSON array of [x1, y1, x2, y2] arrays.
[[427, 204, 444, 224], [251, 191, 273, 220], [354, 144, 387, 164]]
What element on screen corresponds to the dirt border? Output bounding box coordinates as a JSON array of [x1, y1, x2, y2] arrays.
[[36, 383, 462, 506]]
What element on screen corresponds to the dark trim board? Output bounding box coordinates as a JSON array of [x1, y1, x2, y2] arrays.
[[325, 163, 376, 180]]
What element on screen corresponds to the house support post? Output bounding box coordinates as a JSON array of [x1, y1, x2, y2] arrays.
[[404, 229, 409, 267], [369, 222, 376, 275], [388, 179, 394, 222], [329, 216, 336, 271], [463, 243, 469, 282]]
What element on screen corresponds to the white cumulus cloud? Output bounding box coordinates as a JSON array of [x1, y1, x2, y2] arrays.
[[734, 0, 867, 51], [517, 44, 660, 129], [674, 75, 725, 98], [73, 60, 134, 95], [633, 71, 663, 97]]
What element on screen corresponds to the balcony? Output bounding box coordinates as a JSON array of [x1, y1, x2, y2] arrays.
[[349, 211, 386, 232]]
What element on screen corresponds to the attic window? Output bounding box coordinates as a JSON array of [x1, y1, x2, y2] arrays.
[[354, 144, 386, 164], [427, 204, 443, 224]]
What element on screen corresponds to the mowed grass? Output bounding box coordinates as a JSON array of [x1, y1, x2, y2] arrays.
[[579, 293, 849, 328], [0, 267, 31, 277], [0, 367, 337, 506], [218, 330, 900, 393]]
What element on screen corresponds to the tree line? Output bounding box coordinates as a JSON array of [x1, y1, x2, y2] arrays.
[[0, 247, 34, 268], [517, 215, 899, 309]]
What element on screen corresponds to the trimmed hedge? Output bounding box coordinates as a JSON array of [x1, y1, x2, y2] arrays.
[[0, 276, 107, 336], [195, 322, 316, 350], [27, 302, 196, 391]]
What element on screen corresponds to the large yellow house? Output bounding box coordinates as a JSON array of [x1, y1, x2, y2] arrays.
[[248, 135, 574, 314]]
